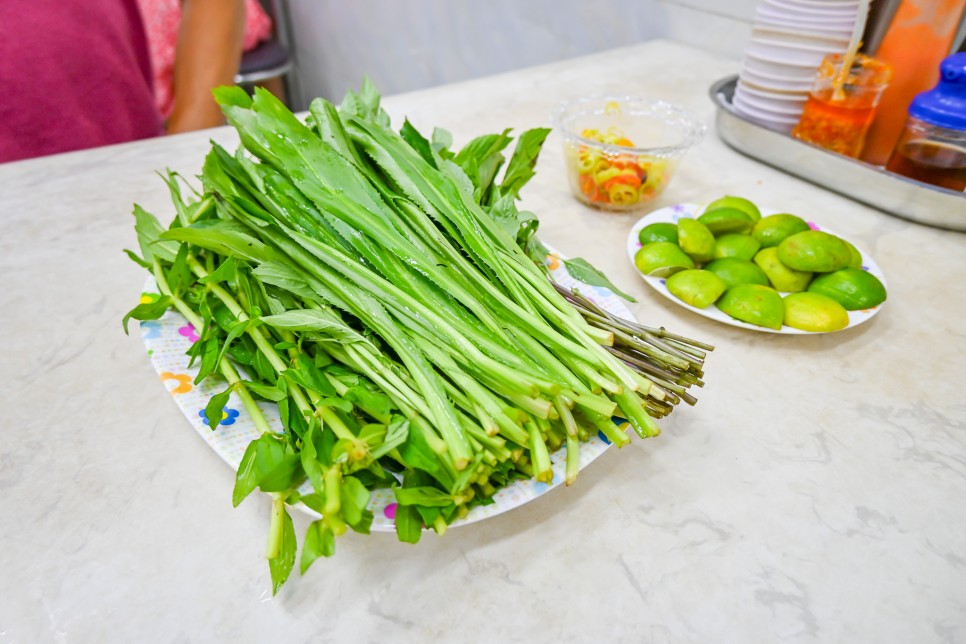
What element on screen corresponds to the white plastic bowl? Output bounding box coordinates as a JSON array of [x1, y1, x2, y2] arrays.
[[740, 60, 816, 82], [768, 0, 860, 9], [732, 95, 801, 122], [761, 0, 860, 18], [739, 67, 814, 92], [755, 10, 857, 31], [764, 0, 860, 9], [745, 41, 839, 66], [748, 34, 849, 54], [732, 101, 799, 133], [737, 81, 809, 103], [733, 107, 798, 128], [743, 54, 822, 81], [734, 87, 806, 116], [752, 26, 852, 47]]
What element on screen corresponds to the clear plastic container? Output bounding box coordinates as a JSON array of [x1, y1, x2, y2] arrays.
[[554, 97, 705, 212], [792, 53, 893, 158], [885, 53, 966, 192]]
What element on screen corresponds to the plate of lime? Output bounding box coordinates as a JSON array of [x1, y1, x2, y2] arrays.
[[625, 198, 888, 334]]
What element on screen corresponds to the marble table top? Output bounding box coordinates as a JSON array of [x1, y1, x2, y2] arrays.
[[2, 40, 964, 643]]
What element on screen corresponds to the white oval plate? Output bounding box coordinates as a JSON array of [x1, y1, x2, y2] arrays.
[[139, 245, 634, 531], [625, 203, 888, 334]]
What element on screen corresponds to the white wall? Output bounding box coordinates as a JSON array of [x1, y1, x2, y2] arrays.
[[661, 0, 758, 59], [283, 0, 759, 108]]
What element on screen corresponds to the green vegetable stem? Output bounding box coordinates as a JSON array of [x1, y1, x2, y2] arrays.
[[123, 78, 713, 593]]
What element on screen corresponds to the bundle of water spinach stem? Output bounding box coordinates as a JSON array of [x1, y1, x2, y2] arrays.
[[123, 80, 712, 593]]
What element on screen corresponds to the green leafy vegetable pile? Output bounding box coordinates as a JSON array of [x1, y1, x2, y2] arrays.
[[124, 80, 712, 593]]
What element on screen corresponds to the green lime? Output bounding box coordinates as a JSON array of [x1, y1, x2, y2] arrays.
[[716, 284, 784, 330], [697, 207, 755, 235], [634, 242, 695, 277], [783, 292, 850, 332], [841, 238, 863, 269], [704, 195, 762, 222], [807, 268, 887, 310], [704, 257, 769, 288], [666, 269, 727, 309], [777, 230, 851, 272], [753, 247, 812, 292], [637, 222, 679, 246], [677, 218, 716, 263], [751, 213, 810, 248], [713, 234, 761, 261]]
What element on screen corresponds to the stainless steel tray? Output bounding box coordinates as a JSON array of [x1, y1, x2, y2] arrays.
[[710, 75, 966, 232]]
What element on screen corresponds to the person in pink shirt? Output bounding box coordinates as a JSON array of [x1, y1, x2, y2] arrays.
[[0, 0, 259, 163], [137, 0, 272, 133]]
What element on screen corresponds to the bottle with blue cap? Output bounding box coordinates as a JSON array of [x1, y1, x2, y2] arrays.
[[886, 52, 966, 192]]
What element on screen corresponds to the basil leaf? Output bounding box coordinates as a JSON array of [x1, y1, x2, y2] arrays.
[[233, 267, 260, 318], [398, 421, 454, 490], [258, 453, 303, 493], [133, 204, 178, 263], [282, 354, 338, 398], [121, 295, 172, 334], [232, 437, 266, 507], [317, 397, 353, 414], [123, 248, 151, 269], [213, 318, 257, 373], [194, 336, 221, 384], [297, 492, 325, 514], [394, 503, 422, 545], [345, 386, 391, 424], [357, 423, 386, 447], [240, 381, 286, 402], [269, 507, 296, 595], [561, 257, 637, 303], [203, 385, 233, 431], [160, 221, 275, 264], [166, 244, 192, 297], [199, 257, 239, 284], [341, 476, 371, 532], [415, 505, 441, 529], [393, 486, 453, 508], [261, 310, 366, 344], [300, 420, 324, 494], [231, 433, 291, 506], [368, 418, 409, 460], [300, 520, 335, 574], [283, 407, 308, 440]]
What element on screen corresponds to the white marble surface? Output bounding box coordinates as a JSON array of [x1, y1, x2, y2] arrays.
[[2, 40, 965, 643]]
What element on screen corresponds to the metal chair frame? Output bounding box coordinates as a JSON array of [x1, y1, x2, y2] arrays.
[[233, 0, 297, 103]]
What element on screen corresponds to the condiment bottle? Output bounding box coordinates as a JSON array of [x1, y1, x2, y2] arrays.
[[885, 52, 966, 191], [859, 0, 966, 165], [792, 53, 893, 158]]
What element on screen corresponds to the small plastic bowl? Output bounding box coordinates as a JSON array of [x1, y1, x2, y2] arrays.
[[734, 87, 806, 116], [554, 96, 705, 212], [752, 26, 851, 48], [739, 69, 814, 93], [737, 80, 809, 103]]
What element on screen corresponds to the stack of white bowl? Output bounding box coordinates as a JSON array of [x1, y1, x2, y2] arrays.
[[734, 0, 862, 132]]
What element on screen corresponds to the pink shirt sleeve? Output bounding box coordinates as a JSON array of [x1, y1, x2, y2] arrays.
[[0, 0, 164, 163]]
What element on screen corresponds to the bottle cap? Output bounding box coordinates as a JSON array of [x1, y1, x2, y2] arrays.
[[908, 53, 966, 131]]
